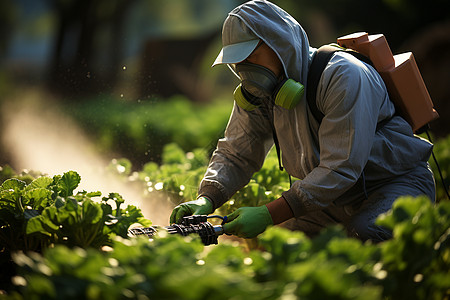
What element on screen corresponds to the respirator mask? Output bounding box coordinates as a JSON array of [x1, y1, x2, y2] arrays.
[[232, 62, 305, 111]]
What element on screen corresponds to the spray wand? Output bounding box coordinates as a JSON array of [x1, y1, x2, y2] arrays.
[[128, 215, 228, 246]]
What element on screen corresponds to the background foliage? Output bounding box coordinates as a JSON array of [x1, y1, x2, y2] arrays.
[[1, 0, 450, 167], [64, 95, 232, 167]]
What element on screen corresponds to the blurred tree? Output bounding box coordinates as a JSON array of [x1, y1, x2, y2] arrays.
[[0, 0, 18, 61], [47, 0, 132, 97], [139, 33, 218, 102], [0, 0, 19, 166], [402, 21, 450, 138], [45, 0, 237, 101], [273, 0, 449, 49], [135, 0, 240, 102], [4, 0, 448, 116]]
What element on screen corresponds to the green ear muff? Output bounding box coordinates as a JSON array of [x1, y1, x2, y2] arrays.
[[233, 84, 258, 111], [234, 79, 305, 111], [274, 79, 304, 109]]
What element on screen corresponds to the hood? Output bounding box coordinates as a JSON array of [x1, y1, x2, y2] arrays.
[[220, 0, 311, 85]]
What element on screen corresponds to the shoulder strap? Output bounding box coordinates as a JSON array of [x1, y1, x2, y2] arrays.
[[306, 45, 373, 124], [306, 45, 338, 124]]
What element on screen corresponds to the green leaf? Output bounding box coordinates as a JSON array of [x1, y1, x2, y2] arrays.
[[25, 176, 53, 191], [26, 207, 60, 235], [0, 178, 27, 205], [109, 204, 151, 237], [81, 200, 103, 224], [0, 190, 17, 206], [60, 198, 80, 225], [86, 191, 102, 197], [57, 171, 81, 197], [54, 196, 65, 208], [23, 188, 52, 209], [0, 178, 26, 192], [26, 215, 47, 234], [102, 193, 125, 215], [376, 196, 430, 230]]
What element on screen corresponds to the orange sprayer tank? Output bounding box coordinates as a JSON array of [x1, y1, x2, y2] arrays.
[[337, 32, 439, 133]]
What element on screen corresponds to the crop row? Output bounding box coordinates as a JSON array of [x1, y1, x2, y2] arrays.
[[1, 137, 449, 299]]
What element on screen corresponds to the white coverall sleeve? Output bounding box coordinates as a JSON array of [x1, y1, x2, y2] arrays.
[[198, 103, 274, 210], [282, 54, 389, 217]]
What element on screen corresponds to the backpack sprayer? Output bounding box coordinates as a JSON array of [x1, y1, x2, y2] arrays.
[[309, 32, 448, 200], [336, 32, 439, 133], [128, 215, 227, 246], [337, 32, 449, 200]]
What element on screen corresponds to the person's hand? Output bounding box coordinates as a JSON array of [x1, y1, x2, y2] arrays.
[[223, 206, 273, 238], [170, 196, 214, 224]]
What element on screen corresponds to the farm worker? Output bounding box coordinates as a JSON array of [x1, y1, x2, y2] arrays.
[[170, 0, 435, 242]]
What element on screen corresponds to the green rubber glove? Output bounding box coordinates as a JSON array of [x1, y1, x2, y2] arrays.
[[223, 206, 273, 239], [170, 196, 214, 224]]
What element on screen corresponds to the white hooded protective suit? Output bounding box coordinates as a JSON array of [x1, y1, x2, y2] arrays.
[[198, 0, 434, 218]]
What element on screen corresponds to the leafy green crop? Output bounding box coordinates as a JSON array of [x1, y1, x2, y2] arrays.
[[376, 196, 450, 299], [117, 143, 211, 206], [1, 171, 150, 252], [2, 196, 449, 300], [1, 133, 449, 299], [0, 170, 150, 293], [116, 142, 291, 213]]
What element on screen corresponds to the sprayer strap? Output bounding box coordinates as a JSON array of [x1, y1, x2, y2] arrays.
[[271, 127, 283, 171], [307, 45, 373, 124]]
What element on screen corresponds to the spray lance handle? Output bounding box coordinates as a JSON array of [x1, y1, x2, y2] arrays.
[[127, 215, 228, 246]]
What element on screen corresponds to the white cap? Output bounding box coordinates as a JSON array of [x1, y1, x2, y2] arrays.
[[212, 15, 259, 67]]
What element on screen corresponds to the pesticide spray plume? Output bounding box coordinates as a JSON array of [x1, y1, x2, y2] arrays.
[[1, 89, 172, 226]]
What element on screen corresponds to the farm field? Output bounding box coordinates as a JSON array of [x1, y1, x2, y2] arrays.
[[1, 137, 449, 299], [2, 0, 449, 298]]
